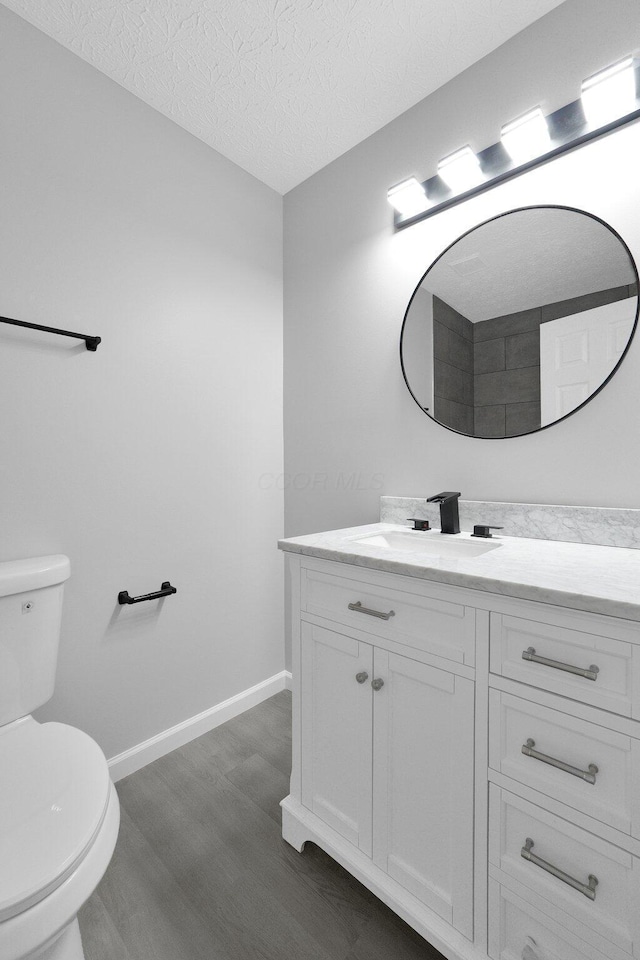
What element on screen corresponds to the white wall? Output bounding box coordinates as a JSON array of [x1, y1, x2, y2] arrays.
[[0, 6, 284, 760], [284, 0, 640, 543]]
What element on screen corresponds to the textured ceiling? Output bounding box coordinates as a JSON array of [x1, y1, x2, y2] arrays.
[[422, 208, 637, 322], [1, 0, 567, 193]]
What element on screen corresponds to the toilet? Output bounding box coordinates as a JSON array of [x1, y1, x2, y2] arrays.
[[0, 556, 120, 960]]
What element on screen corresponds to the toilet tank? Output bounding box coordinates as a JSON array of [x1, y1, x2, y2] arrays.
[[0, 556, 71, 726]]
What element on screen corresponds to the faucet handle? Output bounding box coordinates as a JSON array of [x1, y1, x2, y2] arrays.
[[407, 518, 431, 531], [471, 525, 503, 539]]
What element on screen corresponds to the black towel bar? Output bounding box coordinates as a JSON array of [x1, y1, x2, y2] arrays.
[[0, 315, 101, 351], [118, 581, 177, 605]]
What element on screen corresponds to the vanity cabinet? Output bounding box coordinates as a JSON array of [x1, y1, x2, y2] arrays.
[[280, 551, 640, 960]]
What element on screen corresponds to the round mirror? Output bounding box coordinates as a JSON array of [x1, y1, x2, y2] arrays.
[[400, 205, 638, 438]]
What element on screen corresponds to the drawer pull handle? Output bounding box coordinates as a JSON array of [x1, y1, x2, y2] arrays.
[[522, 739, 598, 785], [348, 600, 395, 621], [355, 671, 369, 684], [521, 838, 598, 900], [522, 646, 599, 682]]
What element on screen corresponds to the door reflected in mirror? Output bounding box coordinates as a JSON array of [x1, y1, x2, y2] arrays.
[[400, 206, 638, 438]]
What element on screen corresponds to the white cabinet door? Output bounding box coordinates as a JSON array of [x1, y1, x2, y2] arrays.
[[372, 649, 475, 938], [300, 622, 374, 855]]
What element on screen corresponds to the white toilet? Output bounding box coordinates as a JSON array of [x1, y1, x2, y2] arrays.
[[0, 556, 120, 960]]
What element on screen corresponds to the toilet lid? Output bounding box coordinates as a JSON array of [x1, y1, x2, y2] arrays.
[[0, 717, 111, 922]]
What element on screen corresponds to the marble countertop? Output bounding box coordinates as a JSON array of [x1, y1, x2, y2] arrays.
[[278, 522, 640, 622]]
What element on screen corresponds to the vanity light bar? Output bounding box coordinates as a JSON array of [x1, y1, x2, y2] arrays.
[[387, 177, 430, 216], [391, 55, 640, 229], [501, 107, 550, 165]]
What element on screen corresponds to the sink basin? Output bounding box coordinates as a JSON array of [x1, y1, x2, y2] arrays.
[[351, 530, 501, 559]]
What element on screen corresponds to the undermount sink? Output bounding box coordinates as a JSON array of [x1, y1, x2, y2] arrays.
[[351, 530, 502, 559]]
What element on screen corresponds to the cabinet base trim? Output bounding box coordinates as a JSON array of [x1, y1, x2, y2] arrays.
[[281, 795, 484, 960]]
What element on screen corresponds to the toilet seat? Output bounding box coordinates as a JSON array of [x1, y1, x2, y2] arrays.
[[0, 717, 111, 922]]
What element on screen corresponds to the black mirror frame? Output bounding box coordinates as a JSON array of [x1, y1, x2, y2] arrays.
[[399, 204, 640, 440]]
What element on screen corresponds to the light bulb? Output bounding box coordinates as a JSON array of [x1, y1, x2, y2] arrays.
[[387, 178, 430, 217], [501, 108, 550, 165], [437, 147, 483, 193], [582, 57, 636, 128]]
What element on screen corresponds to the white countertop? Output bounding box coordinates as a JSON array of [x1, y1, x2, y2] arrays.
[[278, 522, 640, 622]]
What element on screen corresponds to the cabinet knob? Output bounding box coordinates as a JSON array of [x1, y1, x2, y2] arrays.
[[521, 938, 539, 960], [355, 671, 369, 684], [371, 678, 385, 691]]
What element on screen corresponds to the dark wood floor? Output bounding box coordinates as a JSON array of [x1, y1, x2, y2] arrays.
[[79, 690, 445, 960]]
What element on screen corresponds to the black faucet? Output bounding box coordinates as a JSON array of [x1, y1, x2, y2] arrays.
[[426, 492, 461, 534]]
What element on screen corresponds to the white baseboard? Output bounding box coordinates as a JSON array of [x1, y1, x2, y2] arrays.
[[108, 669, 292, 782]]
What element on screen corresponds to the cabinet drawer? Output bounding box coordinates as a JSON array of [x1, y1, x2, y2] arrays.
[[490, 613, 636, 716], [489, 690, 640, 837], [301, 565, 475, 666], [489, 786, 640, 957], [488, 879, 612, 960]]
